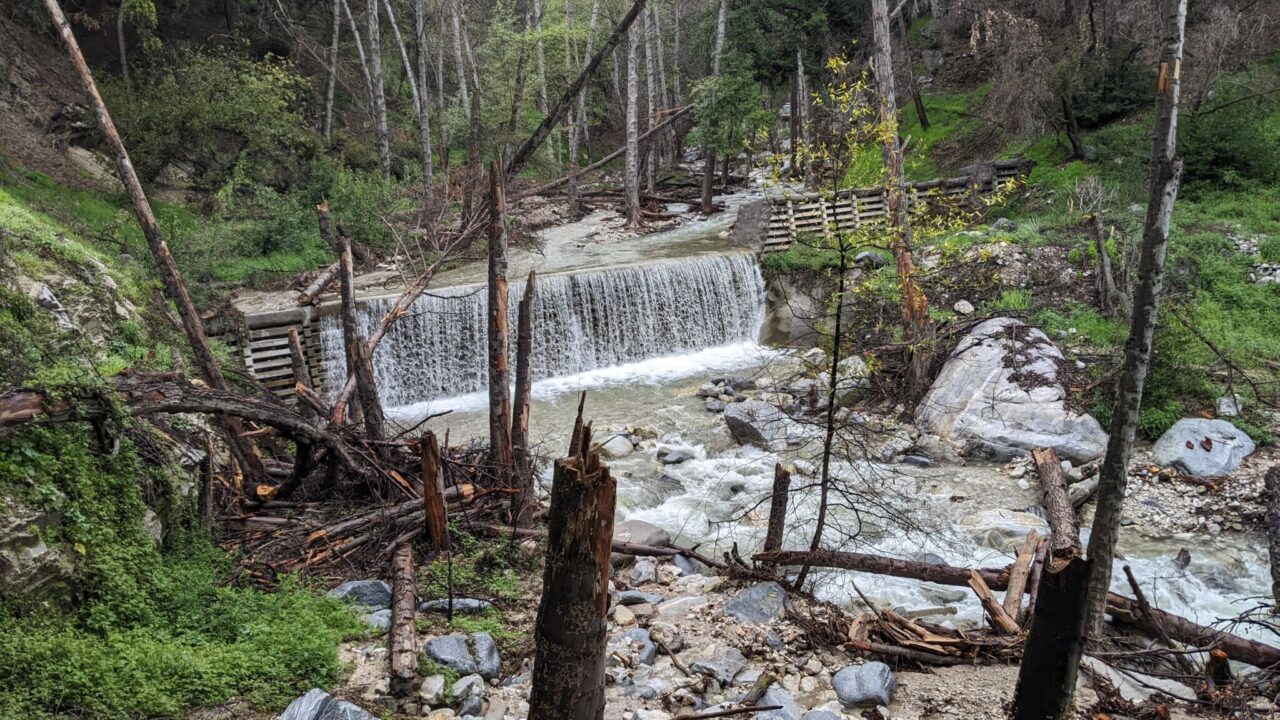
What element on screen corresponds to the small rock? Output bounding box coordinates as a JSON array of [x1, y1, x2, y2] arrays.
[[419, 675, 446, 706], [833, 662, 896, 708], [419, 598, 493, 614], [724, 581, 789, 624], [801, 347, 827, 366], [1216, 394, 1243, 417], [657, 446, 697, 464], [901, 455, 933, 468], [278, 689, 377, 720], [423, 635, 478, 676], [614, 604, 637, 626], [953, 299, 975, 315], [362, 608, 392, 632], [328, 580, 392, 610], [992, 218, 1017, 232], [755, 686, 804, 720], [1129, 203, 1144, 213], [451, 674, 485, 703], [690, 646, 747, 684], [800, 712, 842, 720], [616, 628, 657, 665], [672, 553, 704, 576], [656, 595, 708, 618], [472, 632, 500, 678], [1152, 418, 1256, 476], [618, 589, 663, 605], [649, 621, 685, 652], [630, 557, 658, 584], [854, 251, 887, 269], [600, 434, 635, 458], [705, 399, 728, 412]]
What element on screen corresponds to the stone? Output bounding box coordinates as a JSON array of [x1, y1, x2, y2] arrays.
[[992, 217, 1018, 232], [630, 602, 655, 619], [278, 689, 376, 720], [0, 505, 75, 604], [800, 712, 841, 720], [419, 675, 446, 706], [690, 645, 748, 684], [854, 250, 888, 269], [316, 700, 377, 720], [613, 604, 637, 626], [960, 509, 1051, 552], [801, 347, 827, 367], [422, 635, 478, 675], [755, 686, 804, 720], [698, 382, 721, 398], [724, 581, 789, 625], [472, 632, 500, 678], [1129, 203, 1144, 213], [705, 398, 728, 412], [833, 662, 896, 708], [656, 595, 708, 618], [1152, 419, 1256, 477], [451, 674, 484, 703], [613, 628, 657, 665], [953, 299, 975, 315], [657, 446, 697, 464], [649, 621, 685, 652], [328, 580, 392, 610], [614, 519, 672, 548], [362, 608, 392, 632], [142, 509, 163, 544], [723, 400, 791, 448], [672, 553, 704, 576], [902, 455, 933, 468], [1216, 395, 1243, 418], [916, 318, 1109, 464], [630, 557, 658, 584], [419, 598, 493, 614], [600, 434, 635, 458], [618, 589, 663, 605]]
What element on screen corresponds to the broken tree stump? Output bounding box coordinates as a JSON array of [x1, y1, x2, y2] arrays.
[[528, 403, 616, 720], [487, 161, 513, 476], [1002, 530, 1039, 621], [421, 431, 449, 553], [763, 463, 791, 553], [510, 270, 537, 524]]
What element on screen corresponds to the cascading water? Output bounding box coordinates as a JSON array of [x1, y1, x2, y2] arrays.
[[318, 251, 766, 408]]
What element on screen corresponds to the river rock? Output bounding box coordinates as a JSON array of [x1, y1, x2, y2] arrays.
[[451, 674, 485, 716], [618, 589, 664, 605], [672, 553, 704, 576], [423, 635, 478, 675], [419, 598, 493, 614], [362, 608, 392, 632], [959, 509, 1050, 552], [278, 689, 376, 720], [916, 318, 1108, 464], [614, 519, 671, 548], [755, 686, 804, 720], [611, 628, 657, 665], [472, 632, 501, 678], [613, 604, 637, 625], [690, 645, 747, 684], [601, 434, 636, 458], [833, 662, 896, 708], [419, 675, 446, 705], [705, 398, 728, 412], [724, 400, 791, 448], [724, 581, 788, 624], [328, 579, 392, 610], [657, 446, 697, 464], [1152, 419, 1256, 477], [630, 557, 658, 584], [1216, 395, 1243, 417]]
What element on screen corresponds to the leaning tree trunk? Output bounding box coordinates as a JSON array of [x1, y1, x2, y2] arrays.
[[367, 0, 392, 177], [528, 408, 616, 720], [487, 162, 513, 475], [533, 0, 554, 164], [871, 0, 931, 396], [341, 0, 378, 112], [45, 0, 264, 487], [624, 21, 641, 227], [1014, 2, 1188, 717]]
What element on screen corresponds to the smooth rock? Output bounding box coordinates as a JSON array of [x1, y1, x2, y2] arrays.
[[800, 712, 842, 720], [902, 455, 933, 468], [959, 509, 1051, 552], [601, 434, 635, 458], [451, 674, 485, 702], [328, 580, 392, 610], [916, 318, 1108, 464], [724, 400, 791, 448], [854, 250, 887, 269], [419, 598, 493, 614], [672, 553, 704, 576], [278, 689, 376, 720], [724, 581, 789, 624], [992, 217, 1018, 232], [613, 604, 637, 626], [689, 645, 748, 684], [953, 299, 975, 315], [1216, 395, 1243, 417], [423, 635, 478, 675], [472, 632, 500, 678], [1152, 419, 1255, 477], [630, 557, 658, 584], [362, 608, 392, 632], [657, 446, 697, 464], [614, 519, 671, 547], [705, 399, 728, 412], [419, 675, 446, 705], [833, 662, 896, 708], [755, 686, 804, 720], [656, 595, 708, 618], [612, 628, 657, 665], [618, 589, 664, 605]]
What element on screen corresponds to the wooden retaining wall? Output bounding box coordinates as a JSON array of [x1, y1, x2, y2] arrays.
[[759, 159, 1031, 254], [208, 307, 329, 403]]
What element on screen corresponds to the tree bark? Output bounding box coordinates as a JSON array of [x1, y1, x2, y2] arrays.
[[872, 0, 932, 397], [533, 0, 554, 164], [505, 0, 648, 180], [511, 271, 537, 525], [341, 0, 378, 109], [797, 49, 812, 190], [643, 8, 658, 193], [420, 431, 450, 552], [755, 548, 1011, 589], [528, 410, 616, 720], [1090, 212, 1124, 316], [388, 540, 418, 700], [324, 0, 342, 144], [298, 261, 340, 305], [450, 0, 470, 114], [44, 0, 264, 487], [367, 0, 392, 177], [503, 11, 532, 168], [1033, 447, 1082, 567], [712, 0, 728, 76], [488, 162, 513, 473], [763, 463, 791, 553], [1013, 556, 1092, 720], [386, 0, 431, 198], [1268, 464, 1280, 606], [624, 21, 641, 227], [568, 0, 603, 214], [287, 326, 316, 421]]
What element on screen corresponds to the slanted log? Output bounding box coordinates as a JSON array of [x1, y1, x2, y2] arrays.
[[1032, 447, 1081, 570], [528, 406, 616, 720], [421, 431, 449, 552], [763, 463, 791, 553], [754, 548, 1011, 589], [389, 541, 418, 699], [297, 261, 340, 305], [1267, 464, 1280, 606], [969, 569, 1021, 634], [287, 327, 316, 421], [1002, 530, 1039, 620]]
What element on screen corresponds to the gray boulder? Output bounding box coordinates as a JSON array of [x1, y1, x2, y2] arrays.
[[834, 662, 896, 708], [673, 553, 705, 576], [278, 689, 376, 720], [658, 446, 697, 464], [601, 434, 635, 458], [724, 400, 790, 448], [472, 632, 501, 678], [854, 251, 887, 269], [419, 598, 493, 614], [1216, 395, 1243, 417], [755, 686, 804, 720], [724, 581, 788, 625], [916, 318, 1108, 464], [610, 628, 657, 665], [992, 217, 1018, 232], [618, 589, 664, 606], [614, 519, 671, 547], [690, 645, 748, 684], [362, 609, 392, 632], [1152, 419, 1256, 477], [328, 580, 392, 610], [423, 635, 478, 675]]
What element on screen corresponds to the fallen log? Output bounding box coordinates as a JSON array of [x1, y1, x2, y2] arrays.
[[969, 569, 1021, 634], [388, 540, 418, 700], [1003, 530, 1039, 620], [754, 548, 1010, 589], [297, 261, 340, 305], [1032, 446, 1081, 570]]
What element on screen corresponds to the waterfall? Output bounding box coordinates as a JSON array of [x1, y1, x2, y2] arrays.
[[319, 252, 766, 408]]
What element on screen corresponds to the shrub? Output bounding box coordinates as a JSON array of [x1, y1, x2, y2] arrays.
[[1180, 92, 1280, 191]]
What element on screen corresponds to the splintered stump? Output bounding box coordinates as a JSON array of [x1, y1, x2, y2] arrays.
[[763, 463, 791, 553], [528, 406, 616, 720], [1012, 556, 1092, 720]]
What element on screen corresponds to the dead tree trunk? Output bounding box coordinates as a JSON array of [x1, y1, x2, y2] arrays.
[[1089, 212, 1124, 316], [389, 540, 418, 701], [505, 0, 648, 179], [420, 431, 450, 552], [287, 327, 315, 421], [44, 0, 264, 487], [324, 0, 342, 144], [763, 463, 791, 553], [511, 270, 537, 525], [463, 89, 482, 221], [450, 0, 469, 114], [367, 0, 392, 177], [643, 8, 658, 193], [487, 163, 513, 474], [872, 0, 932, 397], [298, 261, 340, 305], [528, 406, 616, 720], [341, 0, 377, 108], [1033, 447, 1081, 563], [413, 0, 433, 198], [1268, 464, 1280, 606], [624, 21, 641, 227]]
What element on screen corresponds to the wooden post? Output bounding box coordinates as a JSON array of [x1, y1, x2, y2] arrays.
[[511, 270, 537, 525], [487, 162, 514, 475], [389, 541, 419, 701], [42, 0, 265, 488], [1267, 464, 1280, 606], [529, 402, 616, 720], [763, 463, 791, 553], [287, 327, 315, 420], [421, 431, 450, 553], [1012, 555, 1092, 720]]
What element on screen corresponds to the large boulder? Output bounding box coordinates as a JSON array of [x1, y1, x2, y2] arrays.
[[614, 519, 671, 547], [916, 318, 1108, 463], [1152, 419, 1256, 477], [278, 689, 376, 720], [422, 632, 501, 678], [328, 580, 392, 610], [723, 581, 789, 625], [723, 400, 791, 448], [833, 662, 896, 708]]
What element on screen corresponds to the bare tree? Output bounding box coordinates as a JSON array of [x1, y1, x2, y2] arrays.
[[699, 0, 729, 213], [324, 0, 342, 144], [413, 0, 434, 198], [367, 0, 392, 177], [643, 7, 658, 192], [1013, 2, 1188, 717], [450, 0, 470, 115], [624, 21, 641, 226]]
